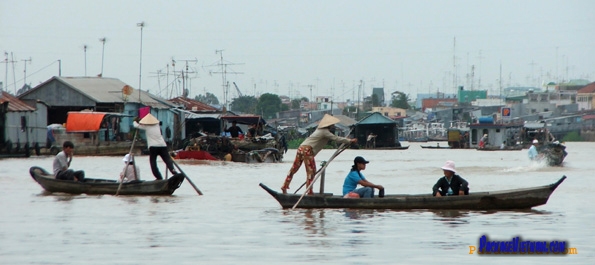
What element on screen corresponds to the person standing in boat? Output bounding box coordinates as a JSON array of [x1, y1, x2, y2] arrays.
[[119, 154, 140, 182], [53, 141, 85, 182], [224, 120, 244, 138], [281, 114, 357, 194], [478, 134, 488, 149], [432, 160, 469, 196], [342, 156, 384, 198], [133, 114, 178, 180], [528, 139, 539, 161]]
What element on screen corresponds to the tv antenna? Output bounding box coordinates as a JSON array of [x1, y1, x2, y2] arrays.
[[207, 50, 243, 109], [21, 57, 32, 86]]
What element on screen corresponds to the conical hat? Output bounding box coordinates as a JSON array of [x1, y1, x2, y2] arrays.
[[139, 113, 159, 125], [318, 114, 340, 128]]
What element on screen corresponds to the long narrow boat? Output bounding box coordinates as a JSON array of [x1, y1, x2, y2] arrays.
[[259, 176, 566, 210], [476, 145, 523, 151], [29, 166, 184, 195], [420, 144, 451, 149]]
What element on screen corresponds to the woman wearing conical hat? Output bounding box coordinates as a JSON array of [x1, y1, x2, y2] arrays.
[[133, 113, 178, 180], [281, 114, 357, 195]]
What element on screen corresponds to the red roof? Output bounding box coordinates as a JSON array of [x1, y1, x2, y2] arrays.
[[577, 82, 595, 94], [583, 115, 595, 120], [0, 91, 36, 111], [169, 97, 218, 112]]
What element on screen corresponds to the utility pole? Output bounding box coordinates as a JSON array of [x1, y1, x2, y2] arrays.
[[99, 37, 107, 77], [21, 57, 32, 86], [137, 21, 145, 101], [83, 44, 88, 76]]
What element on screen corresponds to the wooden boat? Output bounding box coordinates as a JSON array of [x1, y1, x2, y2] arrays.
[[538, 143, 567, 166], [29, 166, 184, 195], [373, 146, 409, 150], [420, 144, 450, 149], [259, 176, 566, 210], [476, 145, 523, 151]]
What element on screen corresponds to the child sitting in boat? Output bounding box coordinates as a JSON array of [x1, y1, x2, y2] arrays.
[[120, 154, 140, 182], [432, 160, 469, 196]]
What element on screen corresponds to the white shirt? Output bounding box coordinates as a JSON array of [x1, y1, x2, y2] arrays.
[[134, 121, 167, 147], [120, 164, 140, 182]]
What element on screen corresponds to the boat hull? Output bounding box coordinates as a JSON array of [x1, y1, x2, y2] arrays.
[[29, 166, 184, 195], [259, 176, 565, 210]]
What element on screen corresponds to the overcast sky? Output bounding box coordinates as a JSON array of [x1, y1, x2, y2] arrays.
[[1, 0, 594, 106]]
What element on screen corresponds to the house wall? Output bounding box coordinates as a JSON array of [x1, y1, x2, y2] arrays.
[[20, 80, 96, 107], [4, 110, 46, 147]]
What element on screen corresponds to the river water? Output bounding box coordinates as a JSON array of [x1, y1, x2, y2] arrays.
[[0, 142, 592, 264]]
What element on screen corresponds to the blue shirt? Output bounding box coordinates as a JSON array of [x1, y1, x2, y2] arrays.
[[343, 170, 366, 195], [528, 145, 538, 160]]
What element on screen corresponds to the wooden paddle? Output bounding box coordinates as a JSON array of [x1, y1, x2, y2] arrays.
[[116, 130, 138, 196], [171, 159, 203, 195]]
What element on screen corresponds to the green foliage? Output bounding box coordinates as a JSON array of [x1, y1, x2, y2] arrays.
[[342, 106, 358, 116], [195, 92, 219, 105], [256, 93, 282, 118], [390, 91, 411, 109], [561, 131, 582, 142], [281, 104, 290, 111], [230, 96, 258, 114], [291, 99, 301, 109]]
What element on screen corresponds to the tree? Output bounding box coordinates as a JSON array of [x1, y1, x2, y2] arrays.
[[230, 95, 258, 114], [390, 91, 411, 109], [256, 93, 282, 118], [195, 92, 219, 105], [291, 99, 302, 110], [343, 106, 358, 117]]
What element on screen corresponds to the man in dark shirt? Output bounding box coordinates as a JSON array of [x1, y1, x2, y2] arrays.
[[225, 120, 244, 138]]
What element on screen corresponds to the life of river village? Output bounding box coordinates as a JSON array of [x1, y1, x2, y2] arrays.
[[2, 10, 595, 264]]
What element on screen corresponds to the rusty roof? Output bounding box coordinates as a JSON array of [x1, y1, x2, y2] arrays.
[[169, 97, 218, 112], [0, 91, 36, 111], [577, 82, 595, 94]]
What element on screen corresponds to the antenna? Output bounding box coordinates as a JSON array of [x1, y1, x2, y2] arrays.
[[208, 50, 244, 109]]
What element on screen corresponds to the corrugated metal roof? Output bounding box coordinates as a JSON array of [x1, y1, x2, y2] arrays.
[[55, 77, 174, 109], [357, 112, 396, 125], [0, 91, 36, 111], [169, 97, 218, 112]]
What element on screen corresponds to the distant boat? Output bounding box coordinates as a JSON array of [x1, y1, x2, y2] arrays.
[[420, 143, 450, 149], [476, 145, 523, 151]]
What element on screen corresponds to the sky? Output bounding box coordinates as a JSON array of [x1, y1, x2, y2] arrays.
[[1, 0, 594, 106]]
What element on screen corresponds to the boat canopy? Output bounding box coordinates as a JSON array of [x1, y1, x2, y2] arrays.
[[65, 112, 131, 132], [221, 115, 267, 125]]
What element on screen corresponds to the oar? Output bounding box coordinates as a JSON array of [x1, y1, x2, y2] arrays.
[[116, 130, 138, 196], [291, 142, 350, 209], [171, 159, 203, 195]]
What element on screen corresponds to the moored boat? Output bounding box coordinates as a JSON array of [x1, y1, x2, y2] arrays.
[[29, 166, 184, 195], [420, 144, 450, 149], [476, 145, 523, 151], [259, 176, 566, 210]]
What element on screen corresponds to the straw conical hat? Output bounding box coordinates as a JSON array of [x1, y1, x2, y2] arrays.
[[139, 113, 159, 125], [318, 114, 340, 128]]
